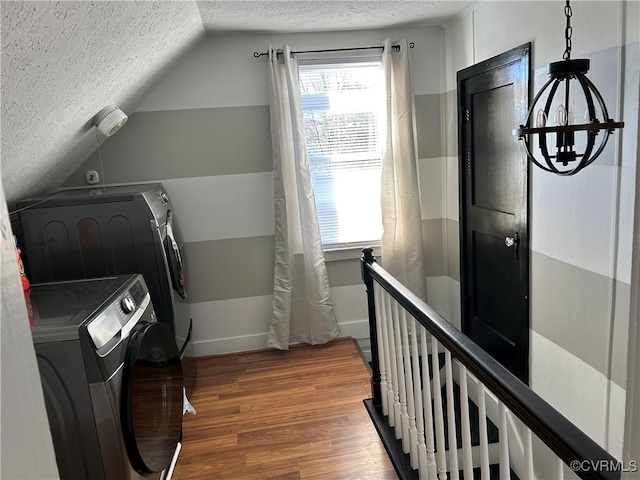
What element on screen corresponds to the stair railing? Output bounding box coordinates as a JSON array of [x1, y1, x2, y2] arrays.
[[361, 248, 621, 480]]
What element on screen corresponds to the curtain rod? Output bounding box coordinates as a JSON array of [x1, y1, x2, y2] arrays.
[[253, 42, 414, 58]]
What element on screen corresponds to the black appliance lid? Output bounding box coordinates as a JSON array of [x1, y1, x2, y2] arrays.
[[29, 276, 133, 343], [16, 183, 163, 208]]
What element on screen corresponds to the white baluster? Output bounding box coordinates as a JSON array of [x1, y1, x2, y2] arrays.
[[373, 283, 388, 416], [524, 427, 535, 479], [391, 301, 409, 445], [431, 336, 448, 480], [477, 383, 490, 480], [498, 402, 510, 480], [409, 318, 428, 478], [399, 309, 418, 463], [384, 292, 401, 434], [444, 351, 459, 480], [553, 457, 564, 479], [420, 328, 438, 479], [458, 364, 473, 479], [382, 291, 400, 427]]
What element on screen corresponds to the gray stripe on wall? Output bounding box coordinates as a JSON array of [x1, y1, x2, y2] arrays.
[[445, 89, 458, 157], [422, 218, 445, 277], [183, 236, 367, 303], [183, 235, 275, 303], [446, 218, 460, 282], [326, 258, 364, 288], [64, 105, 273, 186], [611, 281, 630, 388], [414, 93, 443, 159], [531, 250, 628, 388], [422, 218, 460, 281]]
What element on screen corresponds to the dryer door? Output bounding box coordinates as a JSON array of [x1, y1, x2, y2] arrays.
[[163, 210, 187, 299], [121, 322, 183, 475]]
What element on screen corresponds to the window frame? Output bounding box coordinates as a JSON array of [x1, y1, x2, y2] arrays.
[[297, 52, 385, 254]]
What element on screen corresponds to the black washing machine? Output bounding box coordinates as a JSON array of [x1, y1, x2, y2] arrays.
[[30, 274, 183, 480], [17, 183, 192, 355]]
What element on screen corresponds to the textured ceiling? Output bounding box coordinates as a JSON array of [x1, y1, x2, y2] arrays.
[[1, 1, 473, 206], [1, 1, 204, 205], [196, 1, 474, 33]]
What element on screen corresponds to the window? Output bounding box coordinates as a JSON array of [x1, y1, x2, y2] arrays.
[[299, 59, 384, 248]]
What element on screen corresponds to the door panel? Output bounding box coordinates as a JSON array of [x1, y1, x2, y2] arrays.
[[473, 231, 521, 336], [473, 87, 518, 214], [458, 43, 530, 384]]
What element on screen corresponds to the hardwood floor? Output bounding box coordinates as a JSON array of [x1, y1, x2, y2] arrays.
[[173, 337, 397, 480]]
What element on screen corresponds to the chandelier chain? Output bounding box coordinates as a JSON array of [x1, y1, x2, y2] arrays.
[[563, 0, 572, 60]]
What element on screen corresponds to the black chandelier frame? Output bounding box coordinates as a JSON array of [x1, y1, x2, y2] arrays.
[[513, 0, 624, 176]]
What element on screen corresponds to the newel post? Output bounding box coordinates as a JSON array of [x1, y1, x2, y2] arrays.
[[361, 248, 382, 408]]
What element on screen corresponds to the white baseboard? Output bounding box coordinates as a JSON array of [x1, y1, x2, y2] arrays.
[[186, 332, 271, 357], [337, 318, 370, 340], [185, 318, 371, 358]]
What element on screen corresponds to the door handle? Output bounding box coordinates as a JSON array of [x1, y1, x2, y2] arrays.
[[505, 232, 520, 260]]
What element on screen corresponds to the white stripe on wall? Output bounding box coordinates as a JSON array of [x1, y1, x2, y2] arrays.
[[616, 165, 637, 284], [185, 294, 273, 356], [185, 284, 371, 357], [330, 284, 370, 339], [161, 172, 275, 243], [418, 157, 445, 221], [426, 275, 448, 317], [531, 163, 619, 280], [426, 275, 461, 330], [137, 34, 272, 113]]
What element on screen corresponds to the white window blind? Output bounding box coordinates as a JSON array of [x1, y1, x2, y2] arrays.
[[299, 60, 384, 247]]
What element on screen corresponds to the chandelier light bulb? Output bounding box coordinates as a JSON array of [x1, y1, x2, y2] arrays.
[[535, 109, 547, 128], [555, 104, 568, 126]]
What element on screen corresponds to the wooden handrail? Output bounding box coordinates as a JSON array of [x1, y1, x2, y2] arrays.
[[361, 248, 621, 480]]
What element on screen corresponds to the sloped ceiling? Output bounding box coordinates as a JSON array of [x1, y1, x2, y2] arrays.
[[1, 0, 472, 206], [1, 1, 204, 206]]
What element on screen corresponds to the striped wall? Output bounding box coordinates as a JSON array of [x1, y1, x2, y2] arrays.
[[442, 1, 639, 460], [59, 1, 638, 459], [63, 26, 449, 358]]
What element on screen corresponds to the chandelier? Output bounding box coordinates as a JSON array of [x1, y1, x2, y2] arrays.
[[513, 0, 624, 176]]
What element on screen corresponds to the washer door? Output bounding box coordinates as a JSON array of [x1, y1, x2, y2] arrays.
[[121, 322, 183, 475]]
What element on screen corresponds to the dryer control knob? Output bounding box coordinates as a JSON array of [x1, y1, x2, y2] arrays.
[[160, 192, 170, 204], [121, 296, 135, 314]]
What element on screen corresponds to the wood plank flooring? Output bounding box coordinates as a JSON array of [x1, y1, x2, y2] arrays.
[[173, 337, 397, 480]]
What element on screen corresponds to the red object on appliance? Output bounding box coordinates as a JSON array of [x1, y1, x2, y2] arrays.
[[14, 236, 30, 291]]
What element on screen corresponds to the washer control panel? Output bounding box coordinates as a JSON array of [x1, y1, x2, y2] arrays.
[[87, 279, 148, 351]]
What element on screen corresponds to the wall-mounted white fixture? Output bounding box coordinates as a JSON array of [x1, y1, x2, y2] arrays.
[[85, 170, 100, 185], [94, 105, 128, 137]]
